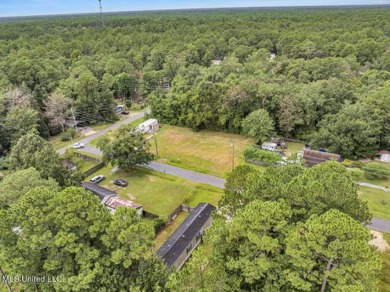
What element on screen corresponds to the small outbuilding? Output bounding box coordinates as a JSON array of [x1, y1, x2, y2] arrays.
[[303, 149, 341, 167], [157, 203, 216, 271], [262, 142, 278, 152], [105, 196, 143, 216], [375, 150, 390, 163]]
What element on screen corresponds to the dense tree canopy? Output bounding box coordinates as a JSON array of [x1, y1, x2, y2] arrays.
[[0, 7, 388, 157]]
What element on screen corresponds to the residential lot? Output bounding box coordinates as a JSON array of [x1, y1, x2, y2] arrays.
[[358, 186, 390, 220], [85, 165, 223, 217], [150, 125, 304, 177]]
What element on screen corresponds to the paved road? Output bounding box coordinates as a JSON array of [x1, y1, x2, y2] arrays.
[[355, 181, 389, 192], [367, 218, 390, 233], [56, 111, 147, 155], [56, 113, 390, 232], [79, 144, 227, 188]]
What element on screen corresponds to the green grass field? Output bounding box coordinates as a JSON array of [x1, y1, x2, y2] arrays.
[[358, 187, 390, 220], [150, 125, 269, 177], [85, 165, 223, 217]]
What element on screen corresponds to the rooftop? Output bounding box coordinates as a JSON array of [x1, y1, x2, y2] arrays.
[[157, 203, 216, 267], [105, 196, 142, 210], [81, 182, 117, 202]]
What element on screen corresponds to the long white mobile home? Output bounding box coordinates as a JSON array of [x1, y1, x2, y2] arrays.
[[136, 118, 159, 134]]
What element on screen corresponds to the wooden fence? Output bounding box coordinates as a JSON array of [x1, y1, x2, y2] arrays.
[[83, 162, 105, 177], [152, 204, 195, 235], [74, 151, 101, 163]]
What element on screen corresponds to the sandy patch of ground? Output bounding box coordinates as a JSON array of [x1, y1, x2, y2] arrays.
[[79, 127, 97, 136], [369, 230, 389, 251]]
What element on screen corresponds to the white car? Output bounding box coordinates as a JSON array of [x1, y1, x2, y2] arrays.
[[90, 175, 105, 184], [73, 142, 85, 149]]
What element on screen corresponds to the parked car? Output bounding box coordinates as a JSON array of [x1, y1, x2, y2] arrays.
[[90, 175, 105, 184], [73, 142, 85, 149], [121, 110, 130, 115], [113, 179, 128, 187]]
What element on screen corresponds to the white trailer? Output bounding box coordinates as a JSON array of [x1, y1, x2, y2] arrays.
[[261, 142, 278, 152], [136, 118, 159, 134]]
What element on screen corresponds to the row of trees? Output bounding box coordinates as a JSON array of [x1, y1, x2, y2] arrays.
[[172, 162, 382, 291], [0, 182, 170, 291], [0, 8, 389, 158]]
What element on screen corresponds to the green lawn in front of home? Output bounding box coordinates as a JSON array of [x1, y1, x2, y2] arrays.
[[49, 132, 84, 150], [358, 186, 390, 220], [85, 165, 224, 217]]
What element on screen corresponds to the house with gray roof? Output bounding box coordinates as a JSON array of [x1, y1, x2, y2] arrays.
[[157, 203, 216, 271]]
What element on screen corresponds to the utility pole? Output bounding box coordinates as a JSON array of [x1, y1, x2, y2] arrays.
[[99, 0, 105, 27], [153, 129, 159, 157], [71, 108, 78, 133], [231, 140, 236, 170]]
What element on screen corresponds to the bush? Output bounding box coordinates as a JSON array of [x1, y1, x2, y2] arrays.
[[61, 128, 76, 141], [349, 169, 364, 181], [244, 146, 282, 166], [131, 103, 145, 111], [362, 162, 390, 179], [0, 156, 7, 170], [125, 99, 132, 109]]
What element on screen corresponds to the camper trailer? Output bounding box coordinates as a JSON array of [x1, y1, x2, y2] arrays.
[[136, 119, 159, 134], [261, 142, 278, 152]]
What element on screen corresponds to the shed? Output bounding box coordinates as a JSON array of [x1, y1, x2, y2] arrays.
[[303, 149, 341, 167], [81, 182, 117, 204], [105, 196, 143, 216], [375, 150, 390, 163], [157, 203, 216, 271]]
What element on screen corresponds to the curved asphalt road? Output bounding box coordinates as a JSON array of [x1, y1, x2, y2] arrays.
[[56, 112, 390, 233]]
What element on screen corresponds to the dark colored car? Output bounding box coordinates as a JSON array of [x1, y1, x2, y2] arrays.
[[121, 110, 130, 115], [113, 179, 128, 187]]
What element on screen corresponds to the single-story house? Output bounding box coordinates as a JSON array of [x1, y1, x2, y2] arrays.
[[303, 149, 341, 167], [105, 196, 143, 216], [157, 203, 216, 271], [136, 118, 159, 134], [81, 182, 117, 204], [375, 150, 390, 163], [81, 182, 143, 215]]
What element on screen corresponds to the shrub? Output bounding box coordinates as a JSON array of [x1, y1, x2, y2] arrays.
[[131, 103, 145, 111], [61, 128, 76, 141], [244, 146, 282, 166], [362, 162, 390, 179], [125, 99, 132, 109]]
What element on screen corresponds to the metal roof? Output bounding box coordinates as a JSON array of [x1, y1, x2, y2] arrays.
[[81, 182, 117, 202], [157, 203, 216, 267], [105, 196, 142, 210]]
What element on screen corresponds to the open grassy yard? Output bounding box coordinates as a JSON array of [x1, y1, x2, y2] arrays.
[[358, 186, 390, 220], [85, 165, 223, 217], [49, 132, 84, 150], [149, 125, 258, 177]]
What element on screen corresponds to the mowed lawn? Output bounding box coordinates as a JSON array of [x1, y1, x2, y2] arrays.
[[358, 186, 390, 220], [150, 125, 258, 177], [85, 165, 223, 217]]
